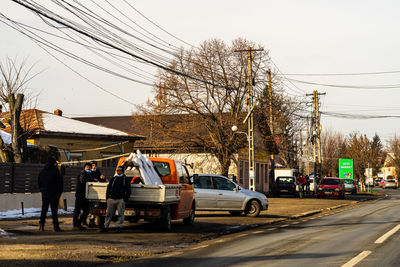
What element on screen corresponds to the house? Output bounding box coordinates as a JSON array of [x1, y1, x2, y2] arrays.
[[0, 109, 145, 166], [76, 114, 275, 193]]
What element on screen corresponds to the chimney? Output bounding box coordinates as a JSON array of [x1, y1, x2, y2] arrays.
[[54, 109, 63, 116]]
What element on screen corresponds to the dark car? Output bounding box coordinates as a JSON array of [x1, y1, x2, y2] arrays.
[[317, 177, 345, 199], [273, 176, 299, 197]]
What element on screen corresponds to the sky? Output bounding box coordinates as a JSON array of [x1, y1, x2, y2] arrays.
[[1, 0, 400, 142]]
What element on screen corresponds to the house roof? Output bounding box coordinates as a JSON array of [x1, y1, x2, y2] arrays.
[[0, 109, 145, 141]]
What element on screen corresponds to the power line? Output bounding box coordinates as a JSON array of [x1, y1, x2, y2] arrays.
[[280, 70, 400, 76]]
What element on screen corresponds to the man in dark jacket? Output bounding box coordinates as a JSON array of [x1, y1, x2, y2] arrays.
[[38, 156, 63, 232], [73, 162, 94, 230], [101, 166, 131, 232], [91, 161, 106, 182]]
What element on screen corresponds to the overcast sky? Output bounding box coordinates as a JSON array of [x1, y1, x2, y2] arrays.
[[1, 0, 400, 141]]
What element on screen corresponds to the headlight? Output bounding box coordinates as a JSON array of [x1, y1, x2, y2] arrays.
[[335, 188, 340, 191]]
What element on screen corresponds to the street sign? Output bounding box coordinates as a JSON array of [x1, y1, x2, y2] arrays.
[[339, 159, 353, 179]]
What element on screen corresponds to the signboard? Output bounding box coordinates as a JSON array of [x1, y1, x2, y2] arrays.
[[339, 159, 353, 179]]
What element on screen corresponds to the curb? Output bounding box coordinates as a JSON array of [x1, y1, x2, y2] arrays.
[[289, 209, 323, 219], [326, 204, 348, 210]]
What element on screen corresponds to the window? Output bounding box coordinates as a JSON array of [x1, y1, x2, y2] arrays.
[[69, 152, 83, 166], [101, 153, 119, 168], [213, 176, 236, 191], [320, 179, 340, 185], [152, 161, 171, 177], [194, 176, 213, 189], [176, 161, 189, 184]]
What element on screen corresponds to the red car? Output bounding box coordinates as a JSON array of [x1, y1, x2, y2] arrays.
[[317, 177, 345, 199]]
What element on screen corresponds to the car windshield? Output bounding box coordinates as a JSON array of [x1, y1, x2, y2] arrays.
[[321, 179, 340, 185], [277, 177, 295, 183], [344, 179, 354, 184]]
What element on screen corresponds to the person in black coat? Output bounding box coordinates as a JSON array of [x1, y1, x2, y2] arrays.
[[91, 161, 106, 182], [38, 156, 63, 232], [73, 163, 95, 230], [100, 167, 131, 232]]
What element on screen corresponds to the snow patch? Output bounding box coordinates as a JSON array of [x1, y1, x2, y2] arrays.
[[0, 207, 74, 220]]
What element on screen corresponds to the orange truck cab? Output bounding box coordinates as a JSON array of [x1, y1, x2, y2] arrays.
[[88, 156, 195, 231]]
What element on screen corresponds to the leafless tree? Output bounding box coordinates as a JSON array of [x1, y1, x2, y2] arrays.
[[0, 58, 38, 163], [137, 38, 271, 176]]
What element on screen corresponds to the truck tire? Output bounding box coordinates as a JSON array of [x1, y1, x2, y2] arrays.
[[183, 202, 195, 225], [159, 206, 171, 231], [245, 200, 261, 217]]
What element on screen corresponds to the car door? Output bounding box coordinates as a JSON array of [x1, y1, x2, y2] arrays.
[[212, 176, 244, 210], [193, 175, 217, 210]]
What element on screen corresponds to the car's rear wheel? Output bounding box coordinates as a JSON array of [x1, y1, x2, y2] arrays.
[[245, 200, 261, 217], [229, 211, 243, 216]]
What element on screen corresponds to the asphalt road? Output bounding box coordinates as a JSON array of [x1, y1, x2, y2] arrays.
[[116, 188, 400, 267]]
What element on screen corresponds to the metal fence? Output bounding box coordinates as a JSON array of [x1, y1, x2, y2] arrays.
[[0, 163, 115, 194]]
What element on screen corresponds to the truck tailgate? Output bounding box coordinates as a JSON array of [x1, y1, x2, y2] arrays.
[[86, 182, 181, 204]]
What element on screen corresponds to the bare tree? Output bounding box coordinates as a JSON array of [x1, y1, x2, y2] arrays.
[[137, 38, 271, 176], [0, 58, 38, 163]]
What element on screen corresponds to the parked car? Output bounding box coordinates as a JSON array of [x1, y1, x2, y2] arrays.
[[193, 174, 268, 217], [317, 177, 345, 199], [272, 176, 300, 197], [344, 179, 357, 195], [374, 179, 382, 187], [383, 179, 398, 189]]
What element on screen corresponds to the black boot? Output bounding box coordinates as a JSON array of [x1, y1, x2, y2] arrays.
[[53, 223, 63, 232], [39, 223, 45, 231]]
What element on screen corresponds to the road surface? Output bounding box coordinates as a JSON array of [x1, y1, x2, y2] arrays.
[[117, 188, 400, 267]]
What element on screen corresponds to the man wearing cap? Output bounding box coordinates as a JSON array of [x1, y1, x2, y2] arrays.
[[73, 162, 95, 230], [101, 166, 131, 232]]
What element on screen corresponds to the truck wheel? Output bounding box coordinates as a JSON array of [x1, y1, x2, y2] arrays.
[[96, 215, 105, 229], [159, 206, 171, 231], [245, 200, 261, 217], [229, 211, 243, 216], [183, 202, 195, 225]]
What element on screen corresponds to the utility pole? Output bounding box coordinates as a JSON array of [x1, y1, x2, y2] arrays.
[[299, 130, 303, 175], [306, 117, 310, 176], [306, 90, 325, 191], [267, 68, 275, 192], [235, 47, 263, 191]]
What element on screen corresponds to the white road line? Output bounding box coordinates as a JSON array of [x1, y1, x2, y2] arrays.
[[291, 222, 299, 224], [280, 224, 289, 228], [252, 231, 263, 234], [375, 224, 400, 244], [341, 250, 371, 267], [267, 228, 277, 231]]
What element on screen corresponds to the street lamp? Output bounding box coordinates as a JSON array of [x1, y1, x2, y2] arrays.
[[232, 125, 254, 191]]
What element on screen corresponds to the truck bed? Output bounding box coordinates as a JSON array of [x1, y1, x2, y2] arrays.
[[86, 182, 181, 204]]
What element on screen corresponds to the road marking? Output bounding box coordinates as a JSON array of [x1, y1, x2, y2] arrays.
[[267, 228, 277, 231], [161, 252, 183, 257], [280, 224, 289, 228], [341, 250, 371, 267], [375, 224, 400, 244], [190, 245, 208, 250], [252, 231, 263, 234], [291, 222, 299, 224], [215, 240, 225, 243]]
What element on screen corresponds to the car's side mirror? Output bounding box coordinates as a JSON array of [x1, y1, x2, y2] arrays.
[[190, 174, 198, 185], [234, 185, 241, 192]]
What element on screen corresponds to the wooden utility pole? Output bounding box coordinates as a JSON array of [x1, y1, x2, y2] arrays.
[[267, 68, 275, 191], [235, 47, 263, 191], [306, 117, 310, 176]]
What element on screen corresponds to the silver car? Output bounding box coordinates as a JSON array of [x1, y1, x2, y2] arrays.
[[193, 174, 268, 217]]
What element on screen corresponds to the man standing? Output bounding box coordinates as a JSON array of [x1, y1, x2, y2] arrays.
[[101, 166, 131, 232], [73, 163, 94, 230], [38, 156, 63, 232]]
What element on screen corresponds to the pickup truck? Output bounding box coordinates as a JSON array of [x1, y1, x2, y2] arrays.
[[86, 156, 195, 231]]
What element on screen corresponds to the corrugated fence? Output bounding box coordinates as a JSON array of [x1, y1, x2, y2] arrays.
[[0, 163, 115, 194]]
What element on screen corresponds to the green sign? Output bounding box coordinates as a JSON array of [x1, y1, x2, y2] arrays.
[[339, 159, 353, 179]]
